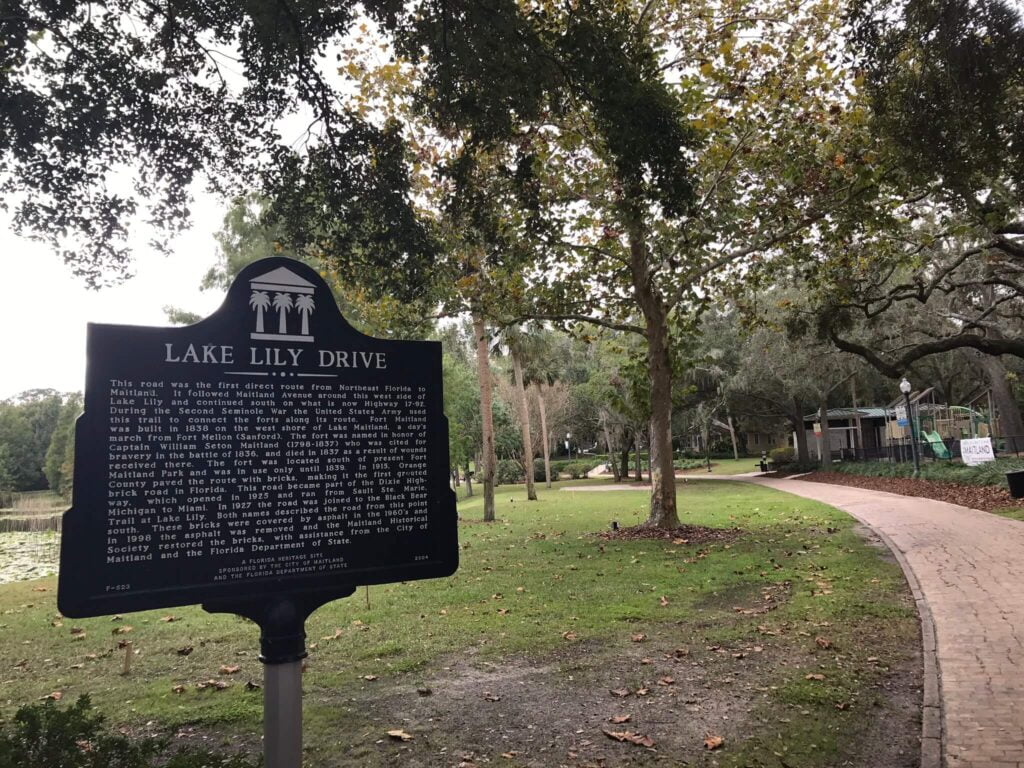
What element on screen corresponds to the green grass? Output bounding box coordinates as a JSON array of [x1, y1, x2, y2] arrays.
[[678, 456, 762, 475], [0, 482, 919, 766], [832, 457, 1024, 488], [991, 506, 1024, 522]]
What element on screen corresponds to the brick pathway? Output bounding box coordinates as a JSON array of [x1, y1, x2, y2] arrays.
[[751, 476, 1024, 768]]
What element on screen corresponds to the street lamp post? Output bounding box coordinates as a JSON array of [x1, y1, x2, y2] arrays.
[[899, 377, 920, 478]]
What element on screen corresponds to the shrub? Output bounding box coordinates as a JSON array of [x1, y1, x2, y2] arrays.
[[533, 459, 559, 482], [495, 459, 524, 485], [769, 447, 795, 465], [0, 695, 257, 768], [560, 461, 598, 479], [673, 458, 705, 470], [832, 457, 1024, 488]]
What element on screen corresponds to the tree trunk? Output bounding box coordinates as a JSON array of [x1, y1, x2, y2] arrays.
[[601, 412, 620, 482], [818, 397, 831, 468], [535, 382, 552, 489], [793, 397, 810, 464], [726, 410, 739, 460], [472, 312, 496, 521], [634, 431, 643, 482], [976, 353, 1024, 438], [511, 348, 537, 500], [627, 218, 679, 528], [464, 460, 473, 497], [851, 378, 863, 457], [620, 443, 630, 480]]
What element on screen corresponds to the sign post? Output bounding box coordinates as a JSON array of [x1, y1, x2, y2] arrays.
[[58, 257, 458, 766]]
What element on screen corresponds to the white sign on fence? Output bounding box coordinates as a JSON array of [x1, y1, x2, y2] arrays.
[[895, 405, 908, 427], [961, 437, 996, 466]]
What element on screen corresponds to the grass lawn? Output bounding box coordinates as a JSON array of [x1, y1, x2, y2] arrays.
[[0, 481, 920, 767], [992, 506, 1024, 522], [678, 457, 762, 476]]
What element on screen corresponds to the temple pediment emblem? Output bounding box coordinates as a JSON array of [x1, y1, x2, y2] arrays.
[[248, 267, 316, 343]]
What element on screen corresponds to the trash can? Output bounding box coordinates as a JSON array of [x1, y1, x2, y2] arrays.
[[1007, 470, 1024, 499]]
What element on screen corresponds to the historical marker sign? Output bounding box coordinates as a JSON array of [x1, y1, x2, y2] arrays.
[[58, 257, 458, 618]]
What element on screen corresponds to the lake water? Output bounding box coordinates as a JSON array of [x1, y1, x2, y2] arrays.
[[0, 532, 60, 584]]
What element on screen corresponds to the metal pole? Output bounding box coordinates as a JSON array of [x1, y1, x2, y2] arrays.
[[264, 661, 303, 768], [904, 391, 920, 478]]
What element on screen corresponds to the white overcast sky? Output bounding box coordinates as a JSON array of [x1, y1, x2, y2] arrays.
[[0, 200, 228, 400]]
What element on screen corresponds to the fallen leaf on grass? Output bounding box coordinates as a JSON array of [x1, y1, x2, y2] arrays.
[[386, 729, 413, 742], [631, 633, 647, 643], [609, 714, 631, 724], [363, 674, 378, 681], [172, 685, 186, 694], [197, 680, 230, 691], [704, 733, 724, 750], [483, 692, 501, 701], [112, 626, 133, 635], [658, 676, 675, 686], [805, 673, 826, 681], [603, 729, 654, 748], [562, 631, 578, 641], [322, 628, 343, 641], [50, 618, 63, 627], [32, 587, 48, 592], [500, 751, 518, 758], [815, 636, 831, 649], [69, 627, 85, 636], [176, 646, 194, 656], [673, 647, 689, 658], [416, 687, 432, 696], [42, 691, 62, 701], [610, 688, 631, 697], [659, 596, 669, 607], [245, 681, 261, 691], [497, 608, 510, 616], [219, 665, 240, 675], [636, 687, 649, 696], [160, 616, 179, 623]]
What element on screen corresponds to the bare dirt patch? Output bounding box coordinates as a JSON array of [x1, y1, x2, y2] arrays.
[[802, 471, 1016, 511], [596, 523, 743, 545]]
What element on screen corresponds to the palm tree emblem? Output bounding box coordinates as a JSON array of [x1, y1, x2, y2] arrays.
[[249, 290, 271, 333], [272, 292, 293, 334], [295, 294, 315, 336]]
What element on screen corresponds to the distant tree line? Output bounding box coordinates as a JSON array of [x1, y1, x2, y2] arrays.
[[0, 390, 81, 499]]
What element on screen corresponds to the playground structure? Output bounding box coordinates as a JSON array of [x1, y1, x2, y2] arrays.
[[799, 386, 1011, 463], [885, 387, 997, 462]]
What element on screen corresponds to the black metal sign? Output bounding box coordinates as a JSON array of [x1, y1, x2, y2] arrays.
[[58, 257, 458, 618]]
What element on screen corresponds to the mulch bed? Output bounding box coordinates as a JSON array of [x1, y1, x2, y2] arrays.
[[801, 471, 1018, 512], [597, 523, 743, 544]]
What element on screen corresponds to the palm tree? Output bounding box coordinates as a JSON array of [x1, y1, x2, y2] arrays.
[[521, 330, 562, 489], [493, 323, 557, 500], [272, 292, 293, 334], [295, 294, 315, 335], [249, 290, 271, 333]]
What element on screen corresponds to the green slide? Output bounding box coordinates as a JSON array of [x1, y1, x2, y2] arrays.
[[923, 431, 950, 459]]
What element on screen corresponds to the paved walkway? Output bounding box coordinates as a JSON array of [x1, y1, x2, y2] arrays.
[[562, 475, 1024, 765], [750, 476, 1024, 768]]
